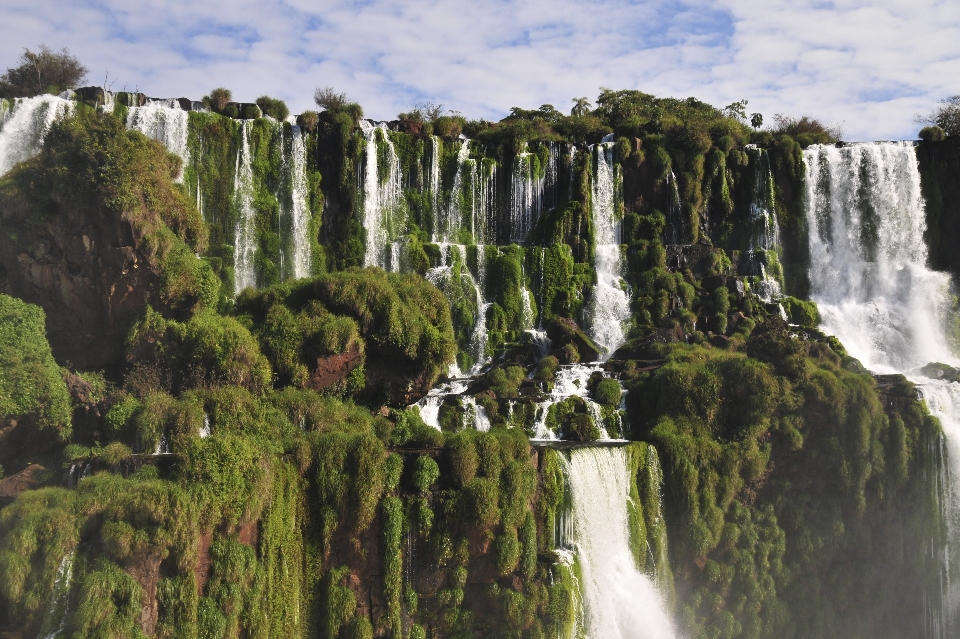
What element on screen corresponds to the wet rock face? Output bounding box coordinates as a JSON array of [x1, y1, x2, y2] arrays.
[[0, 196, 160, 373]]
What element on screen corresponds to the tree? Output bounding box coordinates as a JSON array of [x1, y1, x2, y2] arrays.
[[0, 45, 88, 98], [918, 96, 960, 137], [571, 97, 591, 117], [723, 100, 748, 122], [750, 113, 763, 129], [204, 87, 232, 113], [314, 86, 350, 113]]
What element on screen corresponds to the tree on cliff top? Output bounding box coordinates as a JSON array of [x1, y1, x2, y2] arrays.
[[314, 86, 363, 124], [918, 95, 960, 137], [0, 45, 89, 98]]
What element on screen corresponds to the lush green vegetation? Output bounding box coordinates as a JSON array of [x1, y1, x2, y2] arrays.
[[0, 295, 71, 435], [0, 83, 950, 639]]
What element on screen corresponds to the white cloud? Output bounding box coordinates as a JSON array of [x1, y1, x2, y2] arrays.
[[0, 0, 957, 139]]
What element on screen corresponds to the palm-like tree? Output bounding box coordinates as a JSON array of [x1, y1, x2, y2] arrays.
[[571, 97, 591, 117]]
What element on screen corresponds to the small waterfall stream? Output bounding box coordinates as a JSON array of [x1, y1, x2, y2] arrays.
[[233, 120, 257, 293], [587, 142, 630, 358], [563, 447, 676, 639], [36, 550, 76, 639], [360, 121, 402, 269], [288, 126, 312, 280]]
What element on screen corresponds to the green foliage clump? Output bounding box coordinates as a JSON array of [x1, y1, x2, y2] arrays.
[[781, 296, 820, 327], [413, 455, 440, 493], [237, 269, 455, 404], [126, 307, 272, 395], [256, 95, 290, 121], [0, 295, 71, 435]]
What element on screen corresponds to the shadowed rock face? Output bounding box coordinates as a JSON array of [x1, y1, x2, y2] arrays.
[[0, 195, 160, 373]]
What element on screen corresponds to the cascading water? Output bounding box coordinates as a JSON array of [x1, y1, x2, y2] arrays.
[[919, 382, 960, 639], [36, 550, 76, 639], [587, 142, 631, 358], [0, 95, 74, 176], [428, 135, 441, 222], [532, 364, 618, 441], [126, 100, 190, 179], [360, 121, 402, 269], [233, 120, 257, 294], [563, 447, 676, 639], [745, 146, 783, 301], [804, 142, 955, 373], [441, 140, 472, 242], [288, 126, 312, 280], [803, 141, 960, 634]]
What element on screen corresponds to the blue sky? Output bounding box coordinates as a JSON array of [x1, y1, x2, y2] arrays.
[[2, 0, 958, 140]]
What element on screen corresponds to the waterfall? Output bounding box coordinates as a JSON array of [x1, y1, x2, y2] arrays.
[[0, 95, 74, 177], [428, 136, 441, 225], [426, 244, 489, 373], [804, 142, 955, 373], [531, 364, 619, 441], [289, 126, 312, 279], [920, 382, 960, 638], [587, 142, 631, 358], [442, 140, 472, 242], [234, 120, 257, 294], [126, 100, 190, 179], [746, 146, 783, 301], [36, 550, 75, 639], [746, 145, 780, 252], [803, 141, 960, 633], [564, 447, 676, 639], [360, 121, 402, 269]]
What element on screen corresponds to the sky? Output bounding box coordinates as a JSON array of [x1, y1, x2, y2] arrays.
[[1, 0, 958, 140]]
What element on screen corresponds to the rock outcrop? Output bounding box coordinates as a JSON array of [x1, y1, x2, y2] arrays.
[[0, 195, 160, 373]]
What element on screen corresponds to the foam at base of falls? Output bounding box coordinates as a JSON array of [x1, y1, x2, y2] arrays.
[[565, 447, 676, 639], [0, 95, 74, 177]]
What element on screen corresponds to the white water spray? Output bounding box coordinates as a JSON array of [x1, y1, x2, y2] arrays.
[[126, 101, 190, 179], [804, 142, 955, 373], [565, 447, 676, 639], [360, 121, 402, 268], [0, 95, 74, 177], [587, 143, 631, 358], [289, 126, 312, 279], [234, 121, 257, 294]]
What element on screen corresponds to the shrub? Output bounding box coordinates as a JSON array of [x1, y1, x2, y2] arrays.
[[0, 295, 71, 435], [206, 87, 232, 113], [256, 95, 289, 121], [413, 455, 440, 493], [919, 125, 946, 142]]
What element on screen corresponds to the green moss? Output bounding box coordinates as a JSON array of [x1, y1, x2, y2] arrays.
[[413, 455, 440, 493], [0, 295, 71, 435]]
